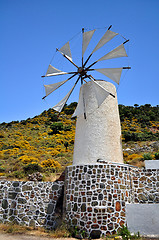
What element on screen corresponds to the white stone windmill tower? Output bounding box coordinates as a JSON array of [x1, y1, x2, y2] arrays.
[[42, 26, 130, 165]]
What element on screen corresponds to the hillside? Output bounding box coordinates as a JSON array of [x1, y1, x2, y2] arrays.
[[0, 103, 159, 181]]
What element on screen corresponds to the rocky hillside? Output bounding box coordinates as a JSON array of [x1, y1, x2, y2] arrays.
[[0, 103, 158, 181]]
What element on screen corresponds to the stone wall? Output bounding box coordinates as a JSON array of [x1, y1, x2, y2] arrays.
[[0, 180, 64, 229], [0, 163, 158, 237], [131, 168, 159, 203], [64, 163, 159, 237]]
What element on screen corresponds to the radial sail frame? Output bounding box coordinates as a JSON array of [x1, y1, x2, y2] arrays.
[[43, 27, 130, 116]]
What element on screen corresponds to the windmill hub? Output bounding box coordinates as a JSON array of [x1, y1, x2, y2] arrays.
[[78, 67, 86, 76]]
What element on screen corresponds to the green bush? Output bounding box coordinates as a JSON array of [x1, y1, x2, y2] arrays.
[[23, 163, 42, 174], [13, 170, 24, 179], [118, 225, 131, 240], [0, 166, 5, 172], [123, 130, 159, 142], [154, 152, 159, 159], [64, 125, 72, 131], [50, 122, 63, 134], [143, 153, 153, 160], [63, 102, 77, 115]]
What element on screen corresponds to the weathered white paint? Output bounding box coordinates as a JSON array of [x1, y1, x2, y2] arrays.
[[126, 203, 159, 237], [73, 81, 123, 165], [145, 160, 159, 169]]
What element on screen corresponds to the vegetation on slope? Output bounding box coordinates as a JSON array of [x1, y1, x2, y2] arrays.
[[0, 103, 158, 181]]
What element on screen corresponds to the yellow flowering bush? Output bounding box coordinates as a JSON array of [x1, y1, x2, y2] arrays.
[[49, 149, 60, 156], [127, 154, 143, 161], [123, 152, 129, 158], [0, 151, 4, 159], [41, 159, 61, 169], [19, 155, 39, 164], [15, 140, 34, 150]]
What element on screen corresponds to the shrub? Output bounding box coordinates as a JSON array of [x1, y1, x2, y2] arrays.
[[64, 141, 69, 150], [63, 102, 77, 115], [41, 159, 61, 169], [143, 153, 153, 160], [0, 166, 5, 173], [123, 152, 129, 158], [64, 125, 72, 131], [13, 170, 25, 179], [127, 154, 143, 161], [118, 225, 131, 240], [19, 155, 39, 164], [50, 114, 59, 122], [50, 149, 60, 156], [50, 122, 63, 134], [154, 152, 159, 160], [23, 163, 42, 174]]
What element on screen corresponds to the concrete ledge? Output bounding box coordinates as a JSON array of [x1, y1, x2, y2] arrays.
[[126, 203, 159, 237], [145, 160, 159, 169]]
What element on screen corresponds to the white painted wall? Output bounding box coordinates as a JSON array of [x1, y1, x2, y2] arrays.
[[73, 81, 123, 165], [126, 203, 159, 237], [145, 160, 159, 169]]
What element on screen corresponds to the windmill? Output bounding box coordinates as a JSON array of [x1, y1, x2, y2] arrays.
[[42, 26, 130, 165]]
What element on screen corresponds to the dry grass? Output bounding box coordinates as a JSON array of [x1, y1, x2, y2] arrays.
[[0, 223, 70, 238]]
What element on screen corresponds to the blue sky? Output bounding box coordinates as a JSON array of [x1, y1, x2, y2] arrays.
[[1, 0, 159, 123]]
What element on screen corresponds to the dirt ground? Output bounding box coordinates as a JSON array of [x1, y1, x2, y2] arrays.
[[0, 234, 159, 240], [0, 234, 77, 240]]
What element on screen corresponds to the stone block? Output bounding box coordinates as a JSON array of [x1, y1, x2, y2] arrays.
[[47, 203, 54, 214], [2, 199, 8, 209]]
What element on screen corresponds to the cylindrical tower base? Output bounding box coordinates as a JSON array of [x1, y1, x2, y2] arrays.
[[73, 81, 123, 165]]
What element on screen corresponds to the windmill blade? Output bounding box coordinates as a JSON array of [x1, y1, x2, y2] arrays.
[[53, 76, 80, 112], [97, 43, 128, 61], [42, 73, 77, 99], [82, 29, 96, 57], [57, 48, 78, 68], [72, 86, 85, 118], [86, 73, 115, 97], [44, 80, 69, 98], [95, 68, 123, 84], [91, 80, 110, 107], [44, 64, 68, 77], [72, 79, 110, 118], [92, 30, 118, 54], [59, 41, 72, 61]]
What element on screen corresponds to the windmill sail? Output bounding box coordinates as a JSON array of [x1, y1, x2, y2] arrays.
[[98, 44, 127, 61], [44, 80, 69, 97], [59, 41, 72, 61], [72, 81, 110, 117], [45, 64, 68, 77], [53, 77, 80, 112], [95, 68, 123, 84], [72, 87, 85, 117], [91, 81, 110, 107], [82, 30, 96, 57], [53, 88, 73, 112], [92, 30, 118, 54]]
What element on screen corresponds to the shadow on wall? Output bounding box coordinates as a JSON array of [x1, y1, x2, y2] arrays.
[[45, 185, 64, 229]]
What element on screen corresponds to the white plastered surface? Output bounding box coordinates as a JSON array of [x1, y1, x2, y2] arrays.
[[73, 81, 123, 165], [126, 203, 159, 237]]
